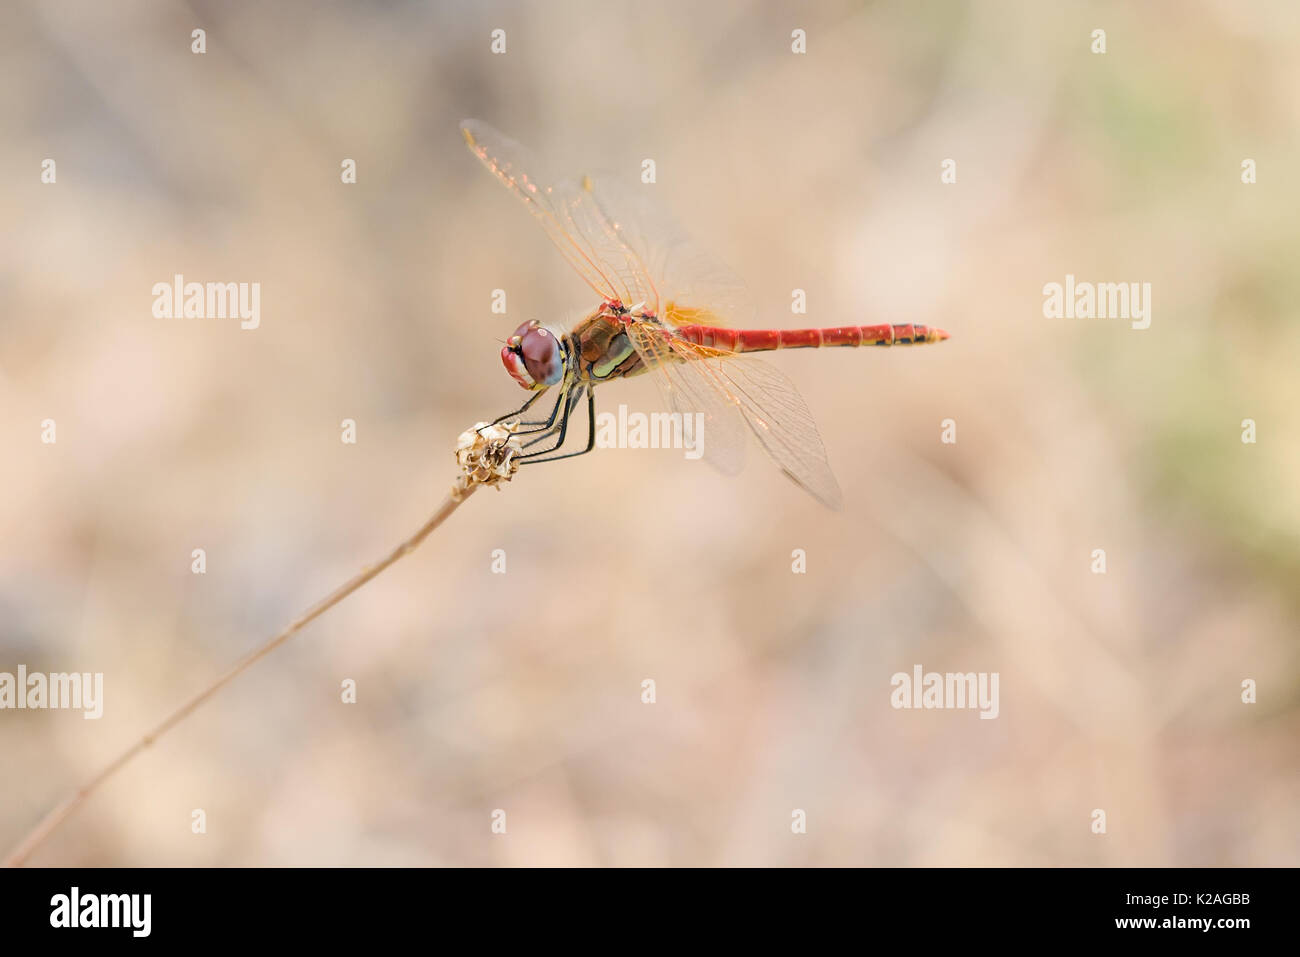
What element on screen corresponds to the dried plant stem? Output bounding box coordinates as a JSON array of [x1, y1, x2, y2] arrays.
[[3, 482, 479, 868]]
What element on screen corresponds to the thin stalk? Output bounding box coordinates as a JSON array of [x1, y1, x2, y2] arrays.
[[2, 482, 479, 867]]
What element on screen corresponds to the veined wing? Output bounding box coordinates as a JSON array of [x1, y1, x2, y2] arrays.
[[460, 120, 754, 326], [460, 119, 656, 309], [575, 172, 756, 328], [624, 317, 748, 477], [626, 320, 844, 510]]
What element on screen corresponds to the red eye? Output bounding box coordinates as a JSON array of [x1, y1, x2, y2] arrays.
[[520, 328, 561, 385], [502, 321, 563, 388], [521, 327, 554, 364]]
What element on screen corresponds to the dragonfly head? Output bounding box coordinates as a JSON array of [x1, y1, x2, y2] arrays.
[[502, 320, 566, 390]]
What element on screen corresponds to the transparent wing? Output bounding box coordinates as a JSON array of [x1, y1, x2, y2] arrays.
[[461, 119, 655, 309], [627, 322, 844, 510], [624, 319, 747, 477], [461, 119, 754, 325], [576, 174, 756, 328]]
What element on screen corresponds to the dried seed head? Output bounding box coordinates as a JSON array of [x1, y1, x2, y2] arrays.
[[454, 421, 523, 494]]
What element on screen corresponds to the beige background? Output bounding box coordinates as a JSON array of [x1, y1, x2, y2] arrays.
[[1, 0, 1296, 865]]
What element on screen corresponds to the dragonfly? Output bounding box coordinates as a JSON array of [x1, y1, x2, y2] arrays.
[[461, 120, 949, 509]]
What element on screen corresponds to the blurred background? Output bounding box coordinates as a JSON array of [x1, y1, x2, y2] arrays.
[[1, 0, 1296, 866]]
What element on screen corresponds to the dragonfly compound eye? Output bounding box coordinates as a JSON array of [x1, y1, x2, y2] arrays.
[[502, 320, 564, 390]]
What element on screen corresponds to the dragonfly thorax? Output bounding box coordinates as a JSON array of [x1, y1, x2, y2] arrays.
[[502, 319, 568, 390]]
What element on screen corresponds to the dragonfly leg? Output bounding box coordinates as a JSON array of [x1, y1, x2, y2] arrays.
[[519, 388, 597, 465], [513, 388, 568, 433], [519, 386, 586, 459], [482, 387, 564, 439], [518, 386, 577, 449], [485, 389, 544, 427]]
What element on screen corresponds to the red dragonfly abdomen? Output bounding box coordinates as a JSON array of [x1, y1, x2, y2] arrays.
[[676, 323, 950, 352]]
